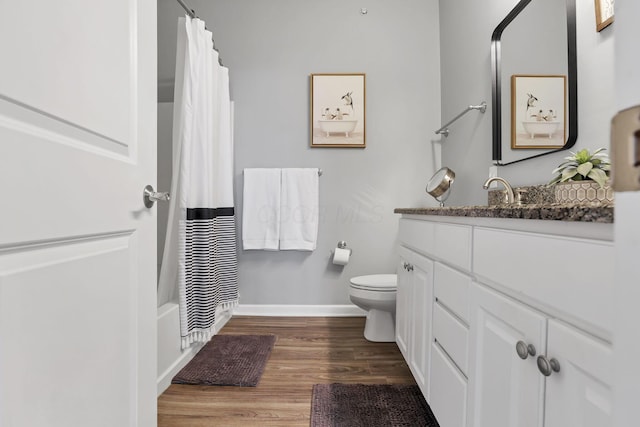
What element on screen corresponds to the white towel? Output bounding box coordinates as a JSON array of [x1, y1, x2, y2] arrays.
[[242, 168, 281, 250], [279, 168, 319, 251]]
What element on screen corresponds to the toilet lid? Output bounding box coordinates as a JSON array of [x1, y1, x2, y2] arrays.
[[350, 274, 397, 291]]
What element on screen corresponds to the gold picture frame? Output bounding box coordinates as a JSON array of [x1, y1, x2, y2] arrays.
[[310, 73, 365, 148], [511, 75, 567, 149], [595, 0, 614, 32]]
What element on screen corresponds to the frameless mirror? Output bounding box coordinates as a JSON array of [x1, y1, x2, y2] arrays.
[[491, 0, 577, 165]]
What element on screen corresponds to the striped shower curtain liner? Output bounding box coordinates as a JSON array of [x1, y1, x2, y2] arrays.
[[159, 15, 238, 349]]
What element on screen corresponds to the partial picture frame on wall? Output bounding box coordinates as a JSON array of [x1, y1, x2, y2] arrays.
[[595, 0, 614, 32], [511, 74, 567, 149], [310, 73, 366, 148]]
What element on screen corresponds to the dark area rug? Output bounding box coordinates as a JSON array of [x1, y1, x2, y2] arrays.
[[172, 334, 276, 387], [310, 383, 440, 427]]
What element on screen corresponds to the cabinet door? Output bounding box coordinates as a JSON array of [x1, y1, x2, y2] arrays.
[[544, 319, 612, 427], [396, 254, 412, 359], [410, 254, 433, 397], [468, 284, 546, 427]]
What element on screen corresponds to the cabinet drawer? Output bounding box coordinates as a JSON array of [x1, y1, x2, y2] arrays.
[[433, 301, 468, 375], [398, 218, 435, 256], [433, 223, 472, 271], [434, 263, 470, 324], [473, 227, 614, 334], [429, 342, 467, 427], [398, 219, 471, 271]]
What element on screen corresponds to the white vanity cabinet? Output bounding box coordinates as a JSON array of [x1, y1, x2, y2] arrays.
[[396, 246, 433, 398], [396, 215, 614, 427]]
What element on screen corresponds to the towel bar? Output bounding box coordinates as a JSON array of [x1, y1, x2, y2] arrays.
[[435, 101, 487, 137]]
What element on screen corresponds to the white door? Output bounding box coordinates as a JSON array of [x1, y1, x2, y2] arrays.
[[0, 1, 157, 426], [467, 283, 546, 427], [544, 319, 612, 427], [613, 2, 640, 427]]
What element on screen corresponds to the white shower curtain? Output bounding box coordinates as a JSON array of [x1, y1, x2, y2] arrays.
[[158, 16, 238, 349]]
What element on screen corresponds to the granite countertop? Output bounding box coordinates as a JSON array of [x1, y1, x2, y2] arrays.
[[394, 202, 614, 223]]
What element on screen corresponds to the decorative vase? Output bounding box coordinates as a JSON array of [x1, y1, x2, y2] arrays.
[[554, 181, 614, 204]]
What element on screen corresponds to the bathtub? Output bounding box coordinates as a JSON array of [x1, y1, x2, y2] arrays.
[[157, 302, 232, 395], [318, 119, 358, 137], [522, 120, 560, 138]]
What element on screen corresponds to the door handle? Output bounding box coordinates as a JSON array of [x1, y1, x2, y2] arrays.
[[143, 185, 170, 208]]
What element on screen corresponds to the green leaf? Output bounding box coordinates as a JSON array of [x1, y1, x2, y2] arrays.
[[575, 149, 590, 163], [552, 164, 572, 175], [588, 168, 608, 188], [548, 175, 563, 186], [552, 160, 577, 172], [559, 160, 578, 167], [560, 167, 578, 182], [577, 161, 593, 177]]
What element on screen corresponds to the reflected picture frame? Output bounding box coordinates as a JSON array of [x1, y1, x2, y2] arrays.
[[595, 0, 614, 32], [310, 73, 366, 148], [511, 75, 567, 149]]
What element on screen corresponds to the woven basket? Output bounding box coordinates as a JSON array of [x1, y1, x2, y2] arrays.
[[554, 181, 614, 203]]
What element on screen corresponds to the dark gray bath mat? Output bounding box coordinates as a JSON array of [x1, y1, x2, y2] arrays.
[[172, 334, 276, 387], [310, 383, 440, 427]]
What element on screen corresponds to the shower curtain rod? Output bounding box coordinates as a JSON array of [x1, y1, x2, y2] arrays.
[[176, 0, 196, 18], [175, 0, 224, 66]]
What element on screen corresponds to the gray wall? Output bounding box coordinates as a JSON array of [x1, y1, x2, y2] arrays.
[[157, 0, 442, 305], [439, 0, 615, 205]]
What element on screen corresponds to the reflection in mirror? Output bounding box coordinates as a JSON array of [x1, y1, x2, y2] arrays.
[[492, 0, 577, 165]]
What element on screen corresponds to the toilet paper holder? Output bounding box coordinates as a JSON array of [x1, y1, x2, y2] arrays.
[[337, 241, 352, 255]]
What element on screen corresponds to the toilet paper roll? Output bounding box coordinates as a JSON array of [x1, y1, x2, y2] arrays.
[[332, 247, 350, 265]]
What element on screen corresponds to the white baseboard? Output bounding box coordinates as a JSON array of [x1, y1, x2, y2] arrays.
[[156, 309, 232, 396], [156, 342, 204, 397], [233, 304, 366, 317]]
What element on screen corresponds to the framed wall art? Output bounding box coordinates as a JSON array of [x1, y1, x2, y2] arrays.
[[310, 73, 365, 148], [511, 74, 566, 149], [595, 0, 614, 32]]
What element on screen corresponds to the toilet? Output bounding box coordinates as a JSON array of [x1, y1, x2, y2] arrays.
[[349, 274, 397, 342]]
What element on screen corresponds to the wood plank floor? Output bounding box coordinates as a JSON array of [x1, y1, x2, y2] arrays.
[[157, 316, 416, 426]]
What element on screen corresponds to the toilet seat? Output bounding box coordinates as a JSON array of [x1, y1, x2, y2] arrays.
[[349, 274, 397, 292]]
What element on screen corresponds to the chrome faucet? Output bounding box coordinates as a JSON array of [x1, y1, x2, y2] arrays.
[[483, 176, 515, 204]]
